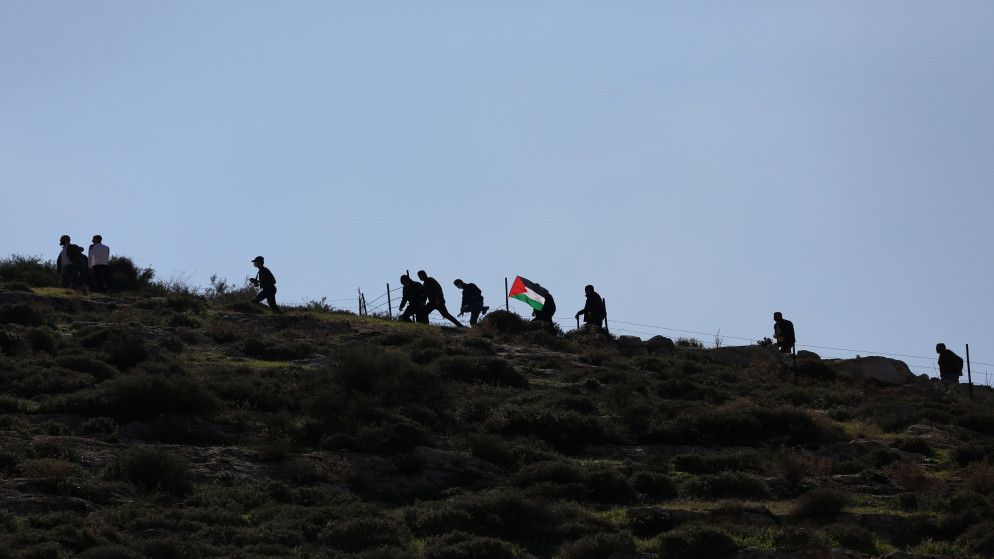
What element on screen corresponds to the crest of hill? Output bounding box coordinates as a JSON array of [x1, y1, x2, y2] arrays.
[[2, 283, 994, 558]]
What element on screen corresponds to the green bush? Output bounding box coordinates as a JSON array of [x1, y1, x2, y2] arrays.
[[108, 447, 192, 496], [84, 371, 219, 421], [629, 470, 679, 500], [0, 254, 58, 287], [791, 488, 850, 520], [106, 256, 155, 292], [0, 304, 45, 326], [75, 326, 149, 370], [424, 531, 520, 559], [672, 452, 761, 474], [892, 436, 935, 457], [559, 531, 636, 559], [56, 355, 117, 381], [22, 327, 58, 355], [241, 338, 319, 361], [433, 356, 528, 388], [681, 471, 770, 500], [654, 525, 738, 559]]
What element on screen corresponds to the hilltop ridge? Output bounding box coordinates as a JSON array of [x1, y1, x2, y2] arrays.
[[1, 285, 993, 558]]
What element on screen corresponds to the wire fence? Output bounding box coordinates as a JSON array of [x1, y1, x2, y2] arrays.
[[335, 283, 993, 387]]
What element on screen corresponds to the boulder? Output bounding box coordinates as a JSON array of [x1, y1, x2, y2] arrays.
[[645, 335, 675, 355], [825, 356, 915, 386], [616, 335, 647, 356]]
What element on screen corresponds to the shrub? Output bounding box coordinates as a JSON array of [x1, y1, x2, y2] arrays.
[[892, 435, 935, 457], [559, 531, 636, 559], [672, 452, 761, 474], [654, 525, 738, 559], [0, 281, 32, 292], [955, 413, 994, 435], [433, 356, 529, 388], [75, 326, 149, 370], [629, 470, 679, 500], [106, 256, 155, 292], [55, 355, 117, 381], [241, 338, 319, 361], [951, 440, 994, 467], [22, 327, 58, 355], [83, 372, 218, 421], [108, 447, 192, 496], [626, 507, 675, 538], [680, 471, 770, 500], [424, 531, 520, 559], [0, 254, 58, 287], [0, 304, 45, 326], [791, 488, 850, 520], [823, 523, 878, 555]]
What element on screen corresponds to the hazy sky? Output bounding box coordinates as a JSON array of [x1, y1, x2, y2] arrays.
[[3, 2, 992, 382]]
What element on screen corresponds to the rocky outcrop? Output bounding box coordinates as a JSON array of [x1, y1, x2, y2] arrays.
[[825, 356, 915, 386]]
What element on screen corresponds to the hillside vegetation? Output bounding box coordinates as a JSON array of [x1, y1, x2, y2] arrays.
[[2, 254, 994, 559]]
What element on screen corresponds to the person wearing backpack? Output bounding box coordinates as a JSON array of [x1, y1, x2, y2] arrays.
[[57, 235, 87, 293], [936, 343, 964, 383]]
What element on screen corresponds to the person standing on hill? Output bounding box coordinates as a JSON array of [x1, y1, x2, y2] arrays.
[[57, 235, 86, 293], [454, 278, 489, 326], [398, 274, 428, 323], [936, 343, 963, 383], [417, 270, 463, 327], [88, 235, 111, 293], [773, 312, 795, 353], [575, 284, 606, 329], [249, 256, 280, 313]]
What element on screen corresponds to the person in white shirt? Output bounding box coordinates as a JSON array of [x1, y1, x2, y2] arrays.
[[88, 235, 111, 293]]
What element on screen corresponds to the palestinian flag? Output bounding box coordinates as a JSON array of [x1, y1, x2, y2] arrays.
[[508, 276, 546, 311]]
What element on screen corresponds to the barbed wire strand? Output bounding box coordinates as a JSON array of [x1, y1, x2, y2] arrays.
[[345, 288, 992, 385]]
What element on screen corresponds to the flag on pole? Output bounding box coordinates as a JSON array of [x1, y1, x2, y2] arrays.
[[508, 276, 547, 311]]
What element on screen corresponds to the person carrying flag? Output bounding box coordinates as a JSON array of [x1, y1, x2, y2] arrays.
[[508, 276, 555, 322]]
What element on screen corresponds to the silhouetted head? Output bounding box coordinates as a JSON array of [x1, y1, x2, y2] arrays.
[[401, 275, 411, 284], [773, 312, 783, 321], [252, 256, 264, 267], [92, 235, 102, 243], [60, 235, 70, 246], [453, 279, 464, 288], [936, 343, 946, 353], [417, 270, 428, 281], [585, 284, 594, 294]]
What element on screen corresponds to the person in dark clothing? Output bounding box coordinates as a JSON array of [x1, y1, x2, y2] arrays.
[[398, 274, 428, 323], [773, 312, 795, 353], [575, 284, 606, 329], [249, 256, 280, 313], [936, 343, 963, 383], [417, 270, 463, 327], [57, 235, 87, 293], [531, 283, 556, 322], [454, 279, 489, 326]]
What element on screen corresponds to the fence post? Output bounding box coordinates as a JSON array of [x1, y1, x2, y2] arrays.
[[505, 277, 509, 312], [386, 283, 392, 319], [602, 297, 609, 334], [357, 289, 363, 316], [967, 344, 973, 399]]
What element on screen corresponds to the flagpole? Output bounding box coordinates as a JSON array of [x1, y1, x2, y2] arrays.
[[504, 277, 509, 312]]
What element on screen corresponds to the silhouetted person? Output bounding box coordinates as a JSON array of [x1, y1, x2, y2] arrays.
[[773, 312, 795, 353], [454, 279, 489, 326], [399, 274, 428, 323], [575, 284, 606, 329], [57, 235, 86, 293], [531, 283, 556, 322], [88, 235, 111, 293], [417, 270, 463, 327], [936, 343, 963, 383], [250, 256, 280, 313]]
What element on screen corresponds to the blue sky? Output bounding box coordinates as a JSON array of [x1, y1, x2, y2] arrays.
[[3, 2, 992, 382]]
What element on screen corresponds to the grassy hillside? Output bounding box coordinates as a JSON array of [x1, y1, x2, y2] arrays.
[[2, 255, 994, 558]]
